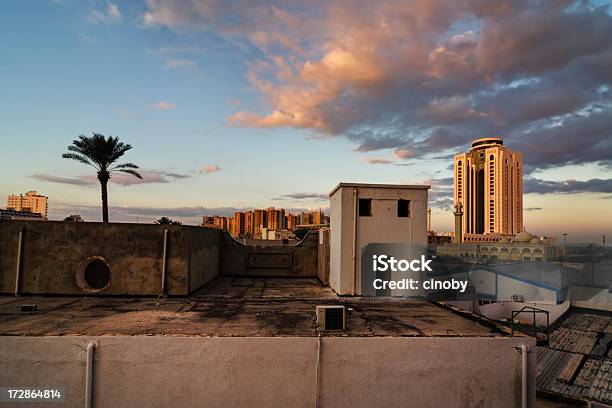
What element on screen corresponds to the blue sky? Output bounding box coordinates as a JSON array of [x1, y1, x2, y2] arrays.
[[1, 0, 611, 242]]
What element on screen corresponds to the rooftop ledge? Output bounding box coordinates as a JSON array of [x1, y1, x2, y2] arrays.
[[328, 182, 431, 197]]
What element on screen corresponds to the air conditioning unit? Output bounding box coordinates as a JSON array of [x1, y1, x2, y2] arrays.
[[511, 294, 524, 302], [316, 305, 346, 331]]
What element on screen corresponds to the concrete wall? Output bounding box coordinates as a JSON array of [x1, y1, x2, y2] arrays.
[[569, 286, 612, 311], [0, 335, 536, 408], [219, 231, 319, 278], [330, 185, 429, 295], [317, 228, 330, 285], [0, 221, 222, 296]]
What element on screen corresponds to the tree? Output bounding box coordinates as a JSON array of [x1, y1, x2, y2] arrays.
[[293, 227, 311, 240], [156, 217, 182, 225], [62, 133, 142, 222]]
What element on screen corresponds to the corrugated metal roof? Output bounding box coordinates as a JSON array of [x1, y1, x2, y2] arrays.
[[537, 309, 612, 404], [550, 327, 598, 355], [588, 359, 612, 403]]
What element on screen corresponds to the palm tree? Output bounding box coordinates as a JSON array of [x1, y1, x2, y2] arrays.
[[155, 217, 182, 225], [62, 133, 142, 222]]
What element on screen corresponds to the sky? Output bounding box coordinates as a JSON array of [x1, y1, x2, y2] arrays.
[[0, 0, 611, 242]]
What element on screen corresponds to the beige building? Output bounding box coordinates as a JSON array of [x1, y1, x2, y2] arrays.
[[454, 138, 522, 237], [7, 191, 48, 218], [329, 183, 430, 295]]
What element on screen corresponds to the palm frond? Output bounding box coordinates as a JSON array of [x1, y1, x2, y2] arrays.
[[109, 162, 139, 171], [61, 152, 96, 167], [117, 169, 143, 179]]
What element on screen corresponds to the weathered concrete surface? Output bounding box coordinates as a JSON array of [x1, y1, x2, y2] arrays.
[[0, 335, 536, 408], [0, 221, 221, 296], [0, 279, 519, 337], [220, 231, 319, 278]]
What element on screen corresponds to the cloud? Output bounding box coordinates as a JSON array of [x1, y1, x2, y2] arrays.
[[31, 174, 95, 186], [525, 207, 543, 211], [524, 178, 612, 195], [163, 58, 197, 69], [153, 101, 176, 110], [272, 192, 328, 201], [141, 0, 612, 172], [89, 2, 121, 24], [393, 149, 416, 160], [31, 170, 191, 187], [201, 164, 221, 174], [361, 157, 394, 165]]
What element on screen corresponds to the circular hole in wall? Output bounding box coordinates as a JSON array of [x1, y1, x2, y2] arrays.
[[84, 260, 110, 289]]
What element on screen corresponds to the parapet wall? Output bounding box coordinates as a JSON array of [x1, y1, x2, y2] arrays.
[[0, 335, 536, 408], [0, 221, 322, 296], [220, 230, 319, 278], [0, 221, 222, 296]]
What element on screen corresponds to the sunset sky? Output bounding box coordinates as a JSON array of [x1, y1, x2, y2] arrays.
[[1, 0, 611, 242]]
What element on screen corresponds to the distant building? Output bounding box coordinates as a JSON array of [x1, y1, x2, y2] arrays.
[[7, 191, 48, 218], [213, 216, 229, 231], [202, 216, 216, 228], [233, 212, 246, 236], [253, 209, 267, 237], [267, 207, 285, 231], [260, 228, 295, 241], [454, 138, 522, 238], [300, 210, 329, 226], [64, 214, 84, 222], [436, 230, 558, 263], [286, 213, 299, 230], [0, 208, 45, 221]]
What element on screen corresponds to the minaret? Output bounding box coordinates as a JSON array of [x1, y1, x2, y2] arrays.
[[453, 203, 463, 244]]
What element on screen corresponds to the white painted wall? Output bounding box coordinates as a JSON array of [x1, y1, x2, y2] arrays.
[[496, 275, 557, 304], [329, 184, 429, 295], [0, 335, 536, 408]]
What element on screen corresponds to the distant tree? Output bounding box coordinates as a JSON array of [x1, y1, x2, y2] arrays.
[[156, 217, 182, 225], [294, 227, 311, 240], [62, 133, 142, 222]]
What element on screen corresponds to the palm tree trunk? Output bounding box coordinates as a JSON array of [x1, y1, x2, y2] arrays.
[[101, 180, 109, 222], [98, 171, 110, 223]]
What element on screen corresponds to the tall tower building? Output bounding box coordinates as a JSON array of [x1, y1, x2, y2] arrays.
[[454, 137, 522, 236], [7, 191, 48, 218], [267, 207, 285, 231], [253, 209, 267, 237], [233, 212, 246, 236]]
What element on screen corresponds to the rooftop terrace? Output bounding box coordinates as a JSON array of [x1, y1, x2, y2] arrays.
[[0, 277, 515, 338]]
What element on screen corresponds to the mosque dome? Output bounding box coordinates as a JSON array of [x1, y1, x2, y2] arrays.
[[513, 231, 534, 243]]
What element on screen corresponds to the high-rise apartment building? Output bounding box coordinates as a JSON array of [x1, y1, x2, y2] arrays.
[[7, 191, 48, 218], [267, 207, 285, 231], [286, 214, 299, 230], [245, 211, 255, 237], [253, 209, 267, 237], [233, 212, 246, 236], [454, 137, 523, 236]]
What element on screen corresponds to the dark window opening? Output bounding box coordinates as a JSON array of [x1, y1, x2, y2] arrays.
[[84, 259, 110, 289], [397, 199, 410, 217], [325, 308, 344, 331], [359, 198, 372, 217]]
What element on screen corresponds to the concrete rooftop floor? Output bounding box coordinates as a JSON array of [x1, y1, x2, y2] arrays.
[[0, 277, 517, 337]]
